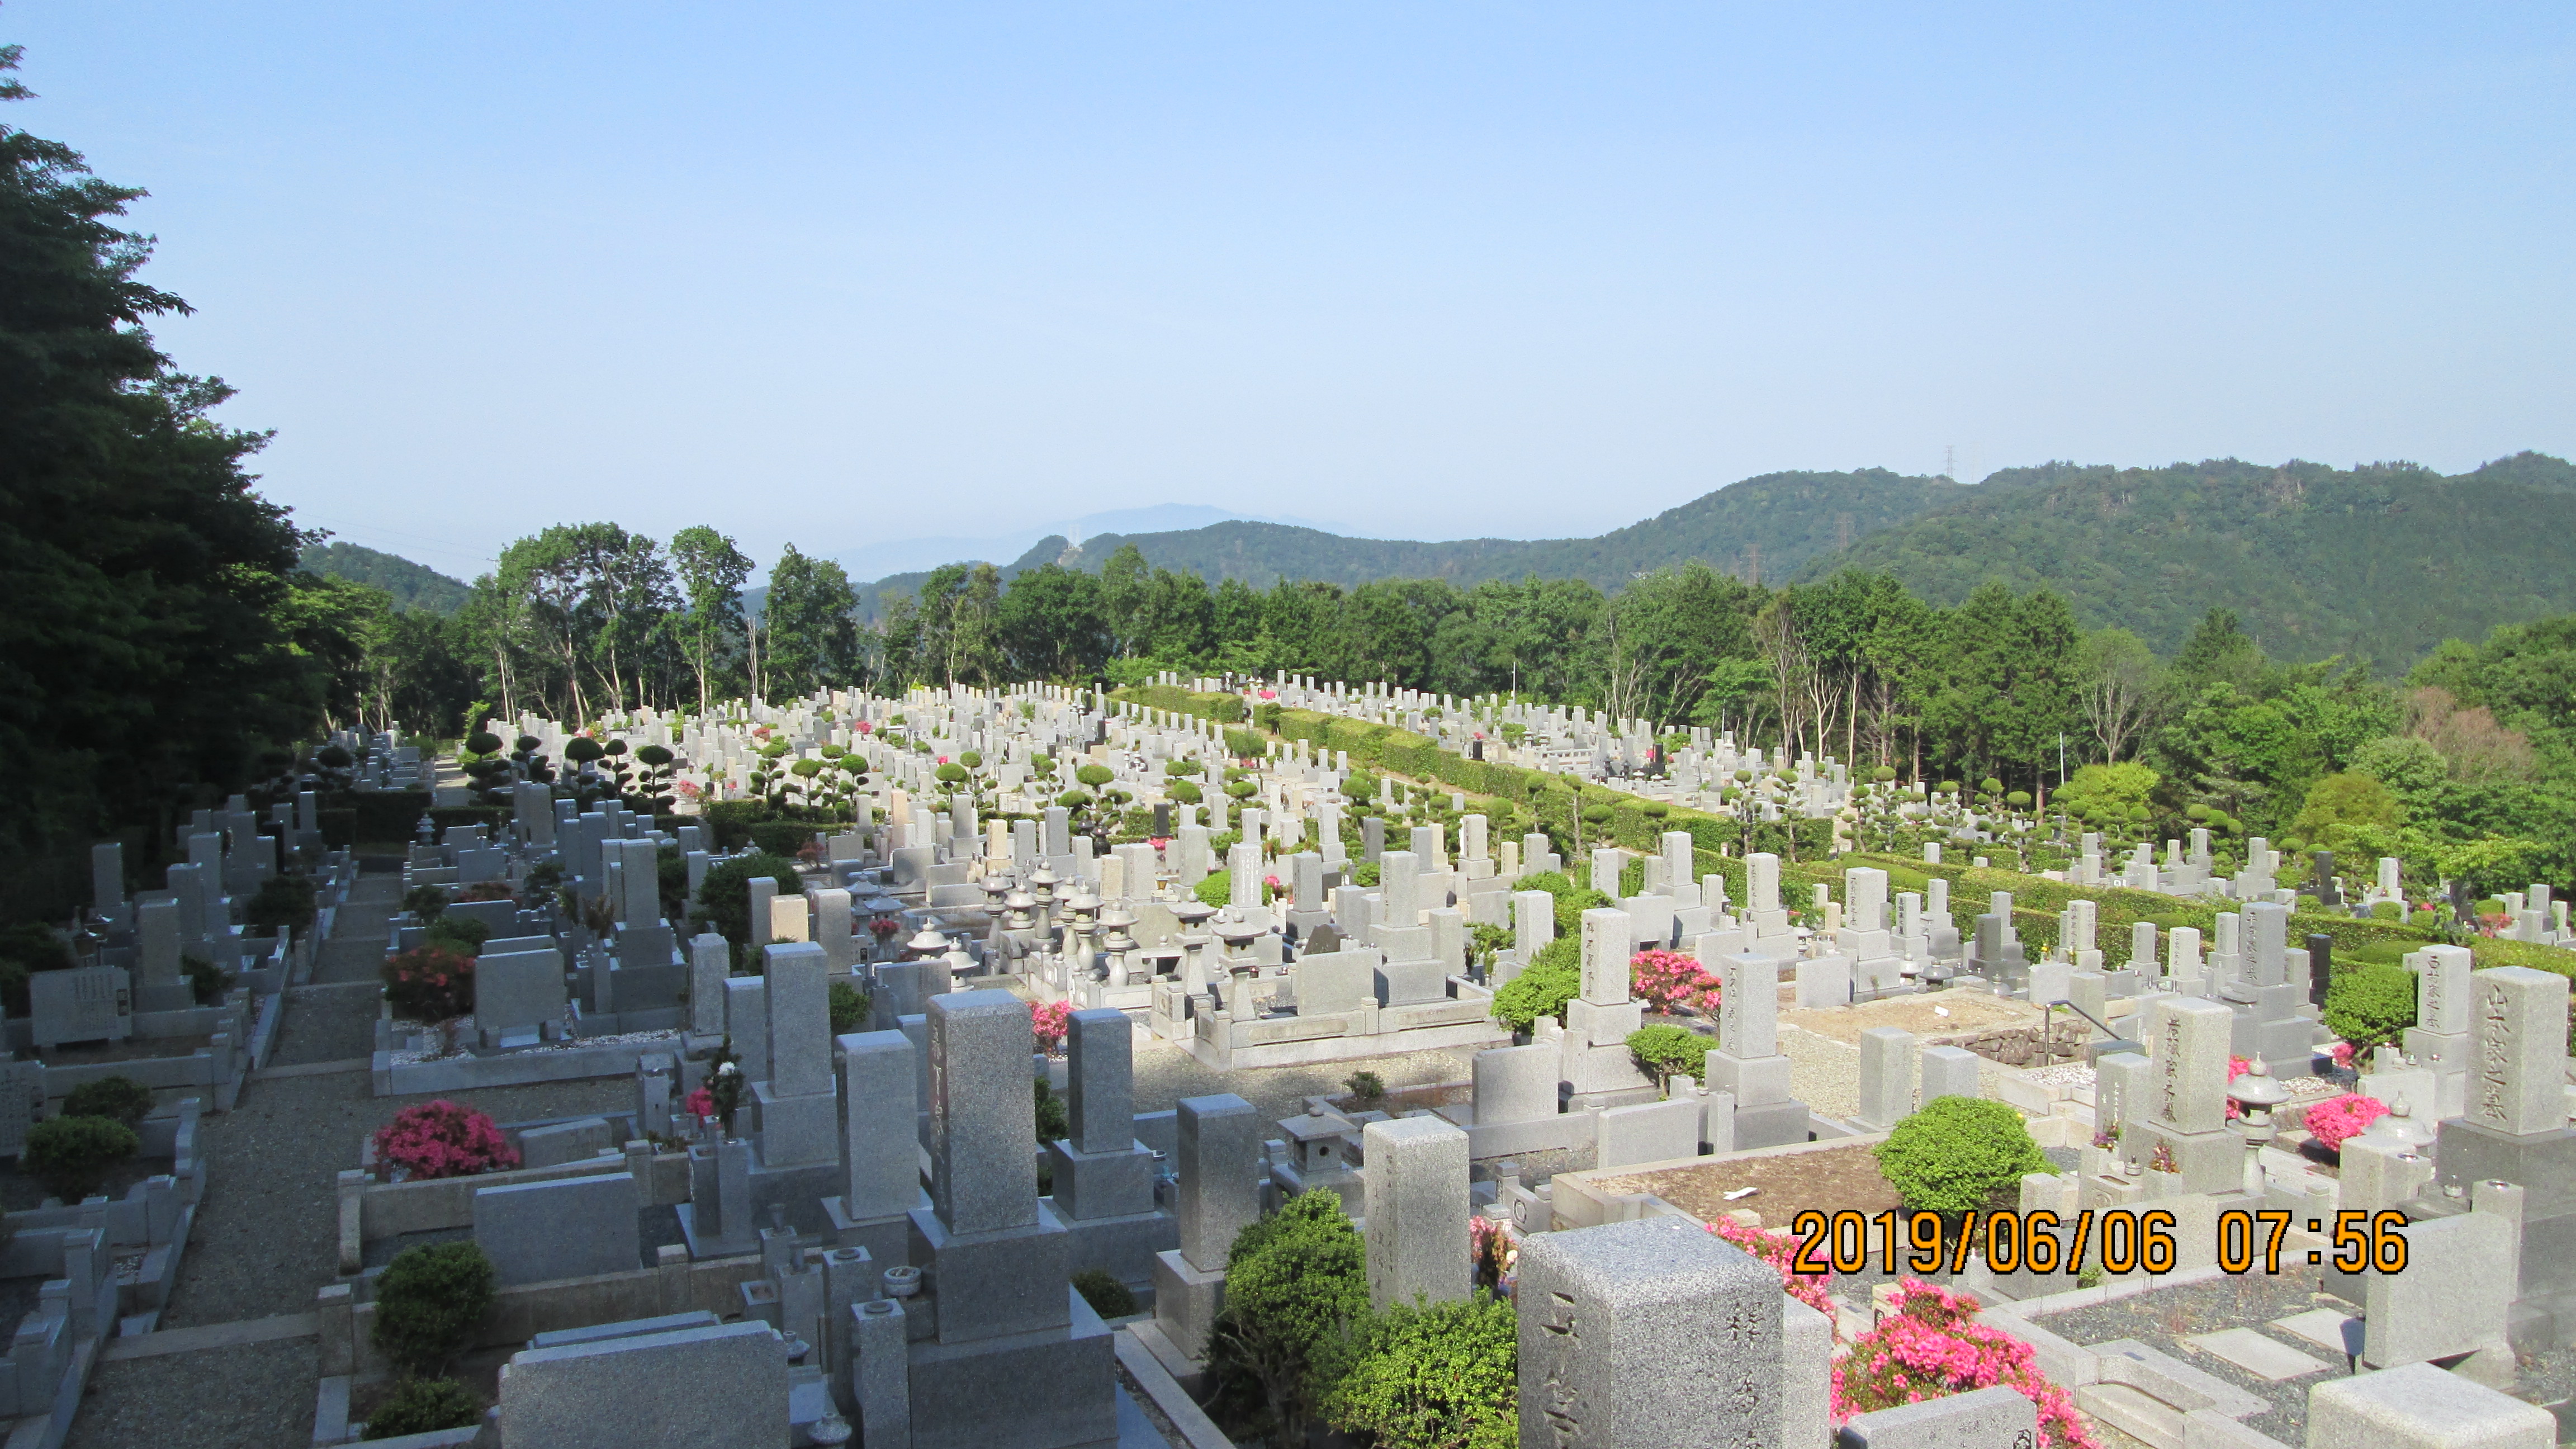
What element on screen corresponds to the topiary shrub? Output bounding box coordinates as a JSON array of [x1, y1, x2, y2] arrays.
[[183, 955, 233, 1006], [692, 852, 805, 958], [245, 873, 318, 936], [381, 945, 476, 1022], [61, 1076, 153, 1129], [373, 1242, 496, 1376], [1489, 936, 1578, 1033], [24, 1115, 138, 1200], [401, 886, 449, 922], [1165, 780, 1204, 805], [828, 979, 869, 1033], [2323, 962, 2417, 1051], [421, 915, 489, 955], [1319, 1292, 1518, 1449], [373, 1100, 519, 1180], [362, 1377, 481, 1439], [1203, 1190, 1370, 1446], [1071, 1268, 1138, 1320], [1626, 1024, 1711, 1081], [749, 821, 813, 859], [1873, 1096, 2048, 1218]]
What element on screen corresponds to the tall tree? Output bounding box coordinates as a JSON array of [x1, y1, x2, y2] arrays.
[[763, 546, 859, 696], [2077, 628, 2163, 764], [669, 526, 752, 712]]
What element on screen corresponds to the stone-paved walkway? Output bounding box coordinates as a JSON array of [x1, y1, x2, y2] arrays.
[[65, 868, 628, 1448]]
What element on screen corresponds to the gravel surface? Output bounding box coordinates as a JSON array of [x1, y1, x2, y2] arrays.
[[1779, 1024, 1860, 1121], [270, 984, 383, 1067], [163, 1068, 634, 1328], [1130, 1037, 1472, 1129], [64, 1338, 318, 1449], [2042, 1273, 2328, 1443]]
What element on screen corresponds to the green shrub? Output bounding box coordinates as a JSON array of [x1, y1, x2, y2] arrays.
[[422, 915, 489, 954], [2324, 963, 2418, 1050], [828, 979, 869, 1033], [401, 885, 449, 921], [0, 921, 72, 1017], [692, 853, 805, 956], [244, 874, 318, 935], [61, 1076, 153, 1129], [182, 955, 234, 1006], [1873, 1096, 2048, 1216], [749, 821, 813, 858], [1511, 870, 1611, 935], [1349, 859, 1380, 888], [1071, 1268, 1138, 1319], [1320, 1292, 1518, 1449], [1343, 1071, 1386, 1106], [1034, 1079, 1068, 1143], [1626, 1024, 1711, 1081], [25, 1115, 139, 1200], [1204, 1190, 1371, 1447], [363, 1377, 481, 1439], [1490, 937, 1579, 1033], [373, 1242, 496, 1376], [1165, 780, 1204, 805]]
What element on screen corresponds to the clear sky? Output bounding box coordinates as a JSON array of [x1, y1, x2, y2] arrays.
[[8, 3, 2571, 579]]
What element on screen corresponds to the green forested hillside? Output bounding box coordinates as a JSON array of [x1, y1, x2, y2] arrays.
[[1813, 454, 2576, 665], [852, 467, 1962, 614], [299, 541, 470, 614]]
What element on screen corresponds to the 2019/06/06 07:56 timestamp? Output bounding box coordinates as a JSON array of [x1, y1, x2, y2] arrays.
[[1786, 1209, 2414, 1278]]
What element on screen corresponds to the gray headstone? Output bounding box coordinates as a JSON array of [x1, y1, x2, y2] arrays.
[[30, 965, 132, 1049], [498, 1319, 788, 1449], [1063, 1008, 1133, 1156], [927, 989, 1037, 1234], [1175, 1093, 1258, 1275], [1917, 1046, 1981, 1105], [474, 1172, 640, 1286], [2468, 967, 2569, 1136], [474, 949, 568, 1032], [1516, 1216, 1784, 1449], [1836, 1383, 2036, 1448], [1363, 1115, 1471, 1310]]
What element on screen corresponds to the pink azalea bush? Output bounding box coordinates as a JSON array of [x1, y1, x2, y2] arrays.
[[1631, 949, 1722, 1015], [373, 1100, 519, 1181], [1705, 1218, 1835, 1320], [1832, 1280, 2094, 1449], [1030, 1000, 1072, 1054], [683, 1087, 716, 1120], [2302, 1093, 2390, 1153]]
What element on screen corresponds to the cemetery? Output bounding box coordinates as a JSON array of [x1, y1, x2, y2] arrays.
[[1, 671, 2568, 1447]]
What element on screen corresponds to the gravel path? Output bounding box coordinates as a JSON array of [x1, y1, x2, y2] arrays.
[[63, 1338, 317, 1449], [1779, 1024, 1860, 1121]]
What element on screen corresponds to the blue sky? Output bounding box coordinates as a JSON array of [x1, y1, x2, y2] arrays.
[[8, 3, 2570, 578]]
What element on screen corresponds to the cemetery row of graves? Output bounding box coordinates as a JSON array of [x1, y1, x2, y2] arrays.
[[7, 670, 2575, 1447]]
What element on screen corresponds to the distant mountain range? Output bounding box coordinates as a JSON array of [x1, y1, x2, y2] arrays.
[[305, 451, 2576, 664], [831, 504, 1344, 584], [851, 468, 1964, 611], [299, 541, 471, 614]]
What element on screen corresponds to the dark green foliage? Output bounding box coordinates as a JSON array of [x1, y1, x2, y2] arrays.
[[244, 873, 316, 935], [401, 886, 448, 921], [421, 915, 489, 955], [0, 921, 70, 1015], [1490, 936, 1579, 1033], [61, 1075, 151, 1128], [1204, 1190, 1372, 1448], [1071, 1268, 1138, 1320], [1514, 871, 1612, 936], [691, 853, 804, 958], [300, 542, 471, 615], [749, 821, 813, 858], [1034, 1078, 1068, 1144], [828, 979, 869, 1034], [372, 1243, 496, 1376], [1873, 1096, 2049, 1216], [1319, 1293, 1518, 1449], [1626, 1024, 1711, 1080], [182, 954, 231, 1006], [361, 1377, 481, 1439], [24, 1115, 138, 1200], [1342, 1071, 1385, 1105], [2324, 963, 2419, 1050]]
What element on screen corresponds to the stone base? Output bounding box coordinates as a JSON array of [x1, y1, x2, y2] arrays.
[[674, 1202, 759, 1260], [1049, 1201, 1180, 1286], [1461, 1111, 1596, 1160], [911, 1204, 1073, 1345], [1703, 1052, 1793, 1108], [1150, 1249, 1225, 1363], [1046, 1140, 1157, 1222], [826, 1193, 928, 1269], [2129, 1122, 2244, 1196], [1180, 1017, 1509, 1071], [908, 1287, 1119, 1449], [1731, 1098, 1812, 1150], [2428, 1118, 2576, 1303]]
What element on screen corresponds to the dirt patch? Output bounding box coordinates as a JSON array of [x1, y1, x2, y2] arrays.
[[1590, 1142, 1900, 1227], [1328, 1080, 1472, 1115], [1782, 991, 2040, 1045]]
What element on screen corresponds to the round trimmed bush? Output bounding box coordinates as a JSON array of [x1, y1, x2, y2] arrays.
[[1626, 1024, 1711, 1081], [422, 915, 488, 954], [25, 1115, 139, 1200], [373, 1242, 496, 1376], [1491, 937, 1579, 1034], [2323, 962, 2417, 1050], [747, 822, 813, 859], [1165, 780, 1203, 805], [1320, 1292, 1517, 1449], [692, 853, 805, 951], [363, 1377, 481, 1439], [1071, 1268, 1138, 1319], [1873, 1095, 2049, 1216], [381, 945, 475, 1022], [61, 1076, 153, 1129]]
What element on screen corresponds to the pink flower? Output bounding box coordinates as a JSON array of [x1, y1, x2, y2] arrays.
[[1631, 949, 1723, 1015], [684, 1087, 716, 1118], [1030, 1000, 1072, 1052], [1706, 1218, 1835, 1319], [2303, 1093, 2390, 1153], [1830, 1280, 2095, 1449], [856, 721, 874, 735], [1258, 689, 1276, 700], [373, 1100, 519, 1180]]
